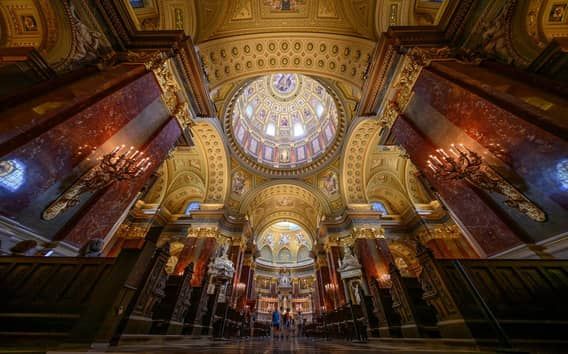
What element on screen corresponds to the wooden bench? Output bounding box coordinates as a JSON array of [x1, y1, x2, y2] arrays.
[[0, 240, 161, 349], [417, 244, 568, 348]]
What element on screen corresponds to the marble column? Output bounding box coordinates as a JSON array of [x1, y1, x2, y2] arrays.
[[0, 63, 180, 250], [395, 61, 568, 256], [391, 115, 526, 257]]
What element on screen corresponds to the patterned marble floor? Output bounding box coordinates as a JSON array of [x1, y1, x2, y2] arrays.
[[101, 337, 494, 354]]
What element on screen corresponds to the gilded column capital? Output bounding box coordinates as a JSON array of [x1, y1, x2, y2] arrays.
[[187, 226, 219, 239], [379, 46, 483, 128], [128, 51, 195, 130], [417, 223, 463, 244], [352, 226, 385, 240]]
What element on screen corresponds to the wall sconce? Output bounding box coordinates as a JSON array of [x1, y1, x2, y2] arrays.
[[42, 145, 151, 220], [427, 144, 545, 222]]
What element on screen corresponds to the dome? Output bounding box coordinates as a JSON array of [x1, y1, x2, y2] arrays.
[[230, 73, 339, 170]]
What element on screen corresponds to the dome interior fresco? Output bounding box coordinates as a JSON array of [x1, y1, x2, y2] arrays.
[[256, 221, 313, 265], [231, 73, 338, 169]]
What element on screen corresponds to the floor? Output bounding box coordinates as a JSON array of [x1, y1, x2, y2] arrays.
[[89, 337, 494, 354]]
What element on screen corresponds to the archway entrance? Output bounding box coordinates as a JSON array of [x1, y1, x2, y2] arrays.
[[253, 221, 316, 326]]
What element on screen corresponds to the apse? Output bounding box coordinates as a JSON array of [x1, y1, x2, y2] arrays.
[[256, 221, 313, 266]]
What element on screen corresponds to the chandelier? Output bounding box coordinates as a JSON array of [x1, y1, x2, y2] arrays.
[[42, 145, 151, 220], [427, 144, 545, 222]]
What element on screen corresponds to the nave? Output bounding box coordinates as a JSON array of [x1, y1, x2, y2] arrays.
[[78, 337, 491, 354], [1, 0, 567, 353]]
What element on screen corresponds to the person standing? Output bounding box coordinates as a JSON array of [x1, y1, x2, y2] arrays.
[[283, 308, 292, 339], [271, 307, 281, 339]]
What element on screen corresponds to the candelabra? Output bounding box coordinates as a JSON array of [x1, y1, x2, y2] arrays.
[[427, 144, 545, 222], [324, 283, 337, 294], [42, 145, 151, 220], [377, 273, 392, 288], [235, 282, 246, 295]]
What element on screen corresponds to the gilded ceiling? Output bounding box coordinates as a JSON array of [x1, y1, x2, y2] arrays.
[[123, 0, 455, 236], [0, 0, 485, 249]]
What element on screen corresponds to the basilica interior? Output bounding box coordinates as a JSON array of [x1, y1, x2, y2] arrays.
[[0, 0, 567, 353]]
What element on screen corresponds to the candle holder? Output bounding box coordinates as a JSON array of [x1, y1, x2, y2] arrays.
[[427, 144, 545, 222], [324, 283, 337, 294], [42, 145, 151, 220], [377, 273, 392, 288]]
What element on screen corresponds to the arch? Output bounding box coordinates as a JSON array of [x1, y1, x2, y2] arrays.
[[366, 173, 414, 215], [240, 180, 332, 216], [260, 245, 273, 262], [198, 33, 375, 91], [403, 159, 432, 205], [341, 117, 383, 205], [191, 120, 230, 204], [161, 169, 206, 214], [143, 164, 168, 206], [277, 247, 292, 263], [297, 245, 310, 262]]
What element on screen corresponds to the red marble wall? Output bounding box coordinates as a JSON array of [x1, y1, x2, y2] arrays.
[[426, 237, 477, 259], [0, 64, 148, 153], [62, 118, 181, 246], [0, 69, 159, 219], [354, 238, 392, 285], [175, 237, 218, 287], [316, 265, 333, 311], [411, 68, 568, 244], [391, 116, 524, 256], [328, 246, 346, 306]]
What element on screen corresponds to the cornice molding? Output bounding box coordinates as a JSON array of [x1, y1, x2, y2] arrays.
[[94, 0, 215, 117]]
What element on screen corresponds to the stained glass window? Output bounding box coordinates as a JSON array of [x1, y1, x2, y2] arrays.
[[557, 159, 568, 190], [0, 160, 25, 192], [185, 202, 200, 215], [371, 202, 388, 214], [130, 0, 144, 8]]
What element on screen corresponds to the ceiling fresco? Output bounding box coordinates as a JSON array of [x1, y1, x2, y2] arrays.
[[230, 73, 338, 169]]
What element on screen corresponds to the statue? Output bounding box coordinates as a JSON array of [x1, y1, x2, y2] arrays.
[[10, 240, 37, 256], [338, 245, 361, 272], [279, 269, 291, 287], [231, 171, 247, 195], [79, 238, 104, 257], [279, 233, 290, 245], [322, 171, 339, 195], [208, 243, 235, 279], [351, 281, 362, 305]]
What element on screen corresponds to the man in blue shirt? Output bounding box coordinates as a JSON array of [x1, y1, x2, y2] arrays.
[[271, 307, 281, 339]]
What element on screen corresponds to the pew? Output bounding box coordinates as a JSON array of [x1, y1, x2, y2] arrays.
[[0, 240, 162, 349], [151, 264, 194, 335], [182, 286, 203, 335], [417, 244, 568, 349], [319, 304, 367, 341], [389, 263, 440, 338], [369, 279, 402, 338], [111, 245, 170, 340]]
